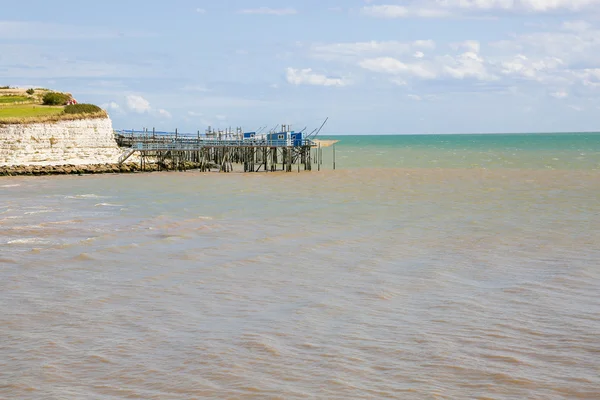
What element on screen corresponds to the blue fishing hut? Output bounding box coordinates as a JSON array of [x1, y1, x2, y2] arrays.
[[243, 126, 303, 146], [291, 132, 303, 147], [265, 125, 304, 146], [266, 131, 290, 144]]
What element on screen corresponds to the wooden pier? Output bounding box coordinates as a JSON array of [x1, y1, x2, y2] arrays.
[[114, 129, 327, 173]]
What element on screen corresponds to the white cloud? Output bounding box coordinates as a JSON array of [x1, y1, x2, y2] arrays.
[[499, 55, 564, 80], [304, 19, 600, 94], [362, 5, 410, 18], [311, 40, 435, 60], [157, 109, 172, 118], [488, 26, 600, 90], [361, 0, 600, 19], [126, 95, 151, 113], [195, 8, 206, 14], [101, 101, 124, 114], [358, 57, 438, 79], [407, 93, 442, 101], [239, 7, 297, 15], [286, 68, 350, 87], [361, 5, 452, 18], [102, 101, 120, 110], [391, 77, 408, 86], [124, 95, 171, 118], [572, 68, 600, 87], [492, 30, 600, 60], [514, 0, 599, 12], [439, 0, 576, 11], [561, 20, 592, 31], [414, 40, 436, 48], [551, 91, 569, 98], [451, 40, 481, 53], [359, 52, 495, 81], [359, 57, 405, 73], [442, 52, 495, 80]]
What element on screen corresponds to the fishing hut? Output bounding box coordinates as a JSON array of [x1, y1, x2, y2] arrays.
[[114, 122, 333, 173]]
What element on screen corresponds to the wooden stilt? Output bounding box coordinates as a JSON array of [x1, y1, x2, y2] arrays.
[[333, 144, 336, 170]]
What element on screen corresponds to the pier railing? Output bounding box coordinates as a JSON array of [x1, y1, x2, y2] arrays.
[[115, 130, 315, 149], [132, 140, 314, 151]]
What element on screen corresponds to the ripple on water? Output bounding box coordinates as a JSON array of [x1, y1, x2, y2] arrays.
[[1, 168, 599, 399], [72, 253, 95, 262]]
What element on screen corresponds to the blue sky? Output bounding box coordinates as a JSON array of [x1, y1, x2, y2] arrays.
[[2, 0, 600, 134]]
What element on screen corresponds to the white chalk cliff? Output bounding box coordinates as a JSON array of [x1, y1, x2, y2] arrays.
[[0, 117, 122, 166]]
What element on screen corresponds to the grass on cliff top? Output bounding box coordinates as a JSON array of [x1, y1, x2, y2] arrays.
[[0, 105, 63, 118], [0, 87, 51, 102], [0, 104, 107, 124], [0, 88, 107, 124], [0, 95, 34, 104]]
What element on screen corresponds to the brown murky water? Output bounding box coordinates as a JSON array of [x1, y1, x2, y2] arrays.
[[1, 165, 600, 399]]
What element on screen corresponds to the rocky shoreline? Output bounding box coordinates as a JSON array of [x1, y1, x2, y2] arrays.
[[0, 162, 217, 176]]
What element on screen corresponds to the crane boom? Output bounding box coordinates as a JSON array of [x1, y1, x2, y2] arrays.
[[307, 117, 329, 139]]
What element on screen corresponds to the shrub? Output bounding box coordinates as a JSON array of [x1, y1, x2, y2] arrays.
[[64, 103, 103, 115], [0, 86, 10, 89], [26, 88, 35, 95], [42, 92, 71, 105]]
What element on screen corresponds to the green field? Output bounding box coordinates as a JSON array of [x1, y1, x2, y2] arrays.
[[0, 88, 107, 124], [0, 105, 64, 119], [0, 96, 33, 104]]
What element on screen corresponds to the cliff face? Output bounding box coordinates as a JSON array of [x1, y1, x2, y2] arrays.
[[0, 118, 121, 166]]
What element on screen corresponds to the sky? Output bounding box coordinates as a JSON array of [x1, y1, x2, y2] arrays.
[[2, 0, 600, 134]]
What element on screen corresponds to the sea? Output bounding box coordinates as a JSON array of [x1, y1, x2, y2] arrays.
[[1, 133, 599, 399]]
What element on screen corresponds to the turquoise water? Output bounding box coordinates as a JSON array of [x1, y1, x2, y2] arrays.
[[320, 133, 600, 170]]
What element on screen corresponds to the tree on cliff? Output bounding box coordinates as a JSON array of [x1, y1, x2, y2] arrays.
[[42, 92, 72, 106]]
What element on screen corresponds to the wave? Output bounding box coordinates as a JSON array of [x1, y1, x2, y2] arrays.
[[65, 194, 105, 200], [24, 209, 55, 215], [45, 219, 84, 226], [7, 237, 51, 245], [94, 203, 124, 207]]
